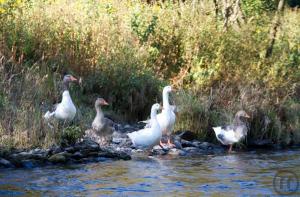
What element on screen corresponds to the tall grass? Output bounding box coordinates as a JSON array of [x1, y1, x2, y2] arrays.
[[0, 0, 299, 148]]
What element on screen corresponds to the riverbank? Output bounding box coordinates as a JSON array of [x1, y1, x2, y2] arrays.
[[2, 125, 300, 169]]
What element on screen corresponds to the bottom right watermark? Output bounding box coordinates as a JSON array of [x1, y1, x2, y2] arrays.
[[273, 170, 299, 195]]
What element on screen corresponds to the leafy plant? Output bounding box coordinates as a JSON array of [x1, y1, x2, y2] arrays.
[[61, 126, 83, 145]]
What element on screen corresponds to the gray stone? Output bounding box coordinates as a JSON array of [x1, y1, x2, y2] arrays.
[[197, 142, 214, 150], [50, 145, 63, 154], [183, 147, 201, 153], [65, 147, 76, 153], [75, 138, 100, 151], [48, 153, 67, 163], [174, 140, 183, 149], [20, 160, 39, 168], [0, 158, 13, 168], [178, 150, 187, 156], [169, 148, 180, 155], [72, 151, 84, 160], [112, 137, 124, 144], [181, 139, 197, 148]]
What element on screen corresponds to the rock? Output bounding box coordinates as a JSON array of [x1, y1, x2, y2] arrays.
[[112, 137, 124, 144], [50, 145, 63, 155], [131, 149, 144, 154], [178, 150, 187, 156], [10, 152, 32, 160], [197, 142, 214, 150], [174, 140, 182, 149], [48, 153, 67, 163], [183, 147, 201, 153], [192, 141, 202, 147], [0, 158, 13, 168], [181, 139, 197, 148], [71, 151, 84, 160], [74, 138, 100, 151], [151, 145, 168, 156], [169, 148, 180, 156], [65, 147, 76, 153], [29, 148, 50, 157], [124, 124, 131, 129], [120, 124, 142, 133], [20, 160, 40, 168]]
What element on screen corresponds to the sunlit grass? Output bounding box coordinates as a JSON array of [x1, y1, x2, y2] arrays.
[[0, 0, 299, 148]]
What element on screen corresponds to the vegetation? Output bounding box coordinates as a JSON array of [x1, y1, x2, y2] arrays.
[[0, 0, 299, 149]]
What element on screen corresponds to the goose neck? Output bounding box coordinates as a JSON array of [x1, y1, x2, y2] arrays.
[[95, 105, 104, 119], [233, 116, 246, 126], [63, 81, 70, 91], [162, 91, 170, 108]]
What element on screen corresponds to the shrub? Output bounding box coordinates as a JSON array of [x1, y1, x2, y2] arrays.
[[61, 126, 83, 145]]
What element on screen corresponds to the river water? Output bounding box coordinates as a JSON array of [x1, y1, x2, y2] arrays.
[[0, 149, 299, 196]]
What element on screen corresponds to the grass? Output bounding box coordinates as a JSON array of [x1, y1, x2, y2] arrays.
[[0, 0, 299, 149]]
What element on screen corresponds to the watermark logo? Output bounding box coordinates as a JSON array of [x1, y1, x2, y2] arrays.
[[273, 170, 299, 195]]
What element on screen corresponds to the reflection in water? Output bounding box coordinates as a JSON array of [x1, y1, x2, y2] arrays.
[[0, 149, 300, 196]]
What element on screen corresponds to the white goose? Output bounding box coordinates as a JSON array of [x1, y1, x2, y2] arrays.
[[213, 110, 250, 152], [127, 103, 162, 149], [44, 74, 77, 124], [157, 86, 176, 147]]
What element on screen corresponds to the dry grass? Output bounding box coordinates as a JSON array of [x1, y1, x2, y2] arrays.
[[0, 0, 299, 148]]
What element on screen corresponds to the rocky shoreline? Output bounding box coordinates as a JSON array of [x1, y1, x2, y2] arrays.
[[0, 135, 225, 169], [1, 124, 298, 169], [0, 138, 131, 168]]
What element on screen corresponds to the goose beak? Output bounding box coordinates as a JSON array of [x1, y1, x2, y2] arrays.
[[70, 76, 78, 82], [102, 100, 109, 106]]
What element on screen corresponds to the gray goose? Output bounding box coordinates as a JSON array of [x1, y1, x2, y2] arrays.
[[213, 110, 250, 152]]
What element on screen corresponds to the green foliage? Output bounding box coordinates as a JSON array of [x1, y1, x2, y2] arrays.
[[0, 92, 8, 110], [241, 0, 278, 17], [61, 126, 83, 145], [174, 90, 220, 141], [131, 12, 158, 44], [83, 65, 163, 121]]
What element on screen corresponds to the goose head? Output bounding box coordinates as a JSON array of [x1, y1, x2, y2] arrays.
[[63, 74, 77, 83], [152, 103, 161, 111], [95, 98, 109, 108], [235, 110, 250, 119], [163, 85, 173, 94], [63, 74, 78, 90], [150, 103, 161, 118], [234, 110, 250, 125]]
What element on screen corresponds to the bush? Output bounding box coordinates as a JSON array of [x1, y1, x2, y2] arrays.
[[0, 0, 299, 148], [61, 126, 83, 145]]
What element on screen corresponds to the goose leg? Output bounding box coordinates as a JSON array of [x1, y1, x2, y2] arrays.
[[159, 140, 165, 147], [167, 137, 175, 148], [159, 129, 168, 147]]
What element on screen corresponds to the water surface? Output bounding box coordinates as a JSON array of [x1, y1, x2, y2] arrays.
[[1, 149, 300, 196]]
